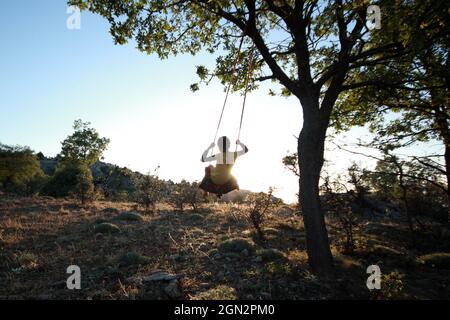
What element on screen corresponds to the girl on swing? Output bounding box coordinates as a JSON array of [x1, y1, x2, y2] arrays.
[[199, 136, 248, 197]]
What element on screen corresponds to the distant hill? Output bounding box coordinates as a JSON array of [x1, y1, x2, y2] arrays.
[[38, 157, 279, 203], [39, 157, 151, 200]]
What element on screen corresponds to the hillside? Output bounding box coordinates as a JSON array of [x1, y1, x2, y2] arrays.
[[1, 194, 449, 299], [38, 157, 263, 203]]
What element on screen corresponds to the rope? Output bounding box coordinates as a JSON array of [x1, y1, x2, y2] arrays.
[[211, 33, 246, 148], [236, 49, 255, 146]]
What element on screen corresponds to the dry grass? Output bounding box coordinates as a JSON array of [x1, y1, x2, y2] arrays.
[[0, 194, 449, 299]]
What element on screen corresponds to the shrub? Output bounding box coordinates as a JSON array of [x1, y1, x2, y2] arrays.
[[114, 211, 143, 222], [0, 143, 46, 195], [22, 174, 48, 197], [218, 238, 255, 254], [169, 180, 207, 211], [378, 272, 405, 299], [97, 165, 135, 201], [265, 261, 292, 275], [43, 162, 86, 198], [244, 187, 282, 241], [256, 248, 286, 262], [133, 168, 164, 213], [72, 165, 95, 204], [321, 180, 359, 253]]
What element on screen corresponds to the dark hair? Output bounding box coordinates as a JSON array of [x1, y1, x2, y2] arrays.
[[217, 136, 230, 152]]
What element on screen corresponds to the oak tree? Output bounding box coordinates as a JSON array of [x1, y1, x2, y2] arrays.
[[70, 0, 417, 273]]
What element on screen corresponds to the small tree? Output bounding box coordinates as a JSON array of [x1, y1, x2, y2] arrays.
[[60, 119, 110, 166], [245, 188, 282, 241], [72, 166, 95, 205], [184, 181, 208, 211], [320, 167, 359, 254], [133, 168, 164, 213], [168, 180, 187, 212]]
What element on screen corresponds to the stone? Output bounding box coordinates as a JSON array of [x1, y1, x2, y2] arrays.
[[126, 276, 143, 286], [93, 222, 120, 234], [164, 279, 182, 299], [142, 270, 180, 282]]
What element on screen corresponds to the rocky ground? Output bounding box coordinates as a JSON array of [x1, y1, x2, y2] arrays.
[[0, 195, 449, 299]]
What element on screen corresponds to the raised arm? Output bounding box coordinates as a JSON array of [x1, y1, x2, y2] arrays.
[[201, 142, 216, 162], [235, 140, 249, 157]]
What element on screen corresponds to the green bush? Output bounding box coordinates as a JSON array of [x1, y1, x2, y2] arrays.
[[72, 166, 95, 204], [256, 248, 286, 262], [218, 238, 255, 254], [133, 169, 164, 212], [43, 162, 88, 198], [0, 143, 46, 195], [114, 211, 143, 222]]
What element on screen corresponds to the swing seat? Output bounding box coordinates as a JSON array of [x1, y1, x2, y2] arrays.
[[199, 165, 239, 197]]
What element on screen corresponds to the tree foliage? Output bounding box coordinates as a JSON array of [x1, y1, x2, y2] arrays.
[[60, 119, 110, 166], [43, 162, 88, 198], [0, 143, 46, 195], [332, 0, 449, 219]]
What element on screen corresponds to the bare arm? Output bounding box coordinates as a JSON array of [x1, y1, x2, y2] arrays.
[[201, 143, 216, 162], [236, 140, 249, 157]]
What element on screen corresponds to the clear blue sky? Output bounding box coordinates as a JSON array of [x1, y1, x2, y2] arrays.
[[0, 1, 442, 203]]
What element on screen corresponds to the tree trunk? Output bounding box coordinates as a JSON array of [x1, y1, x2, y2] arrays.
[[445, 143, 450, 223], [298, 112, 334, 275], [435, 105, 450, 223]]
